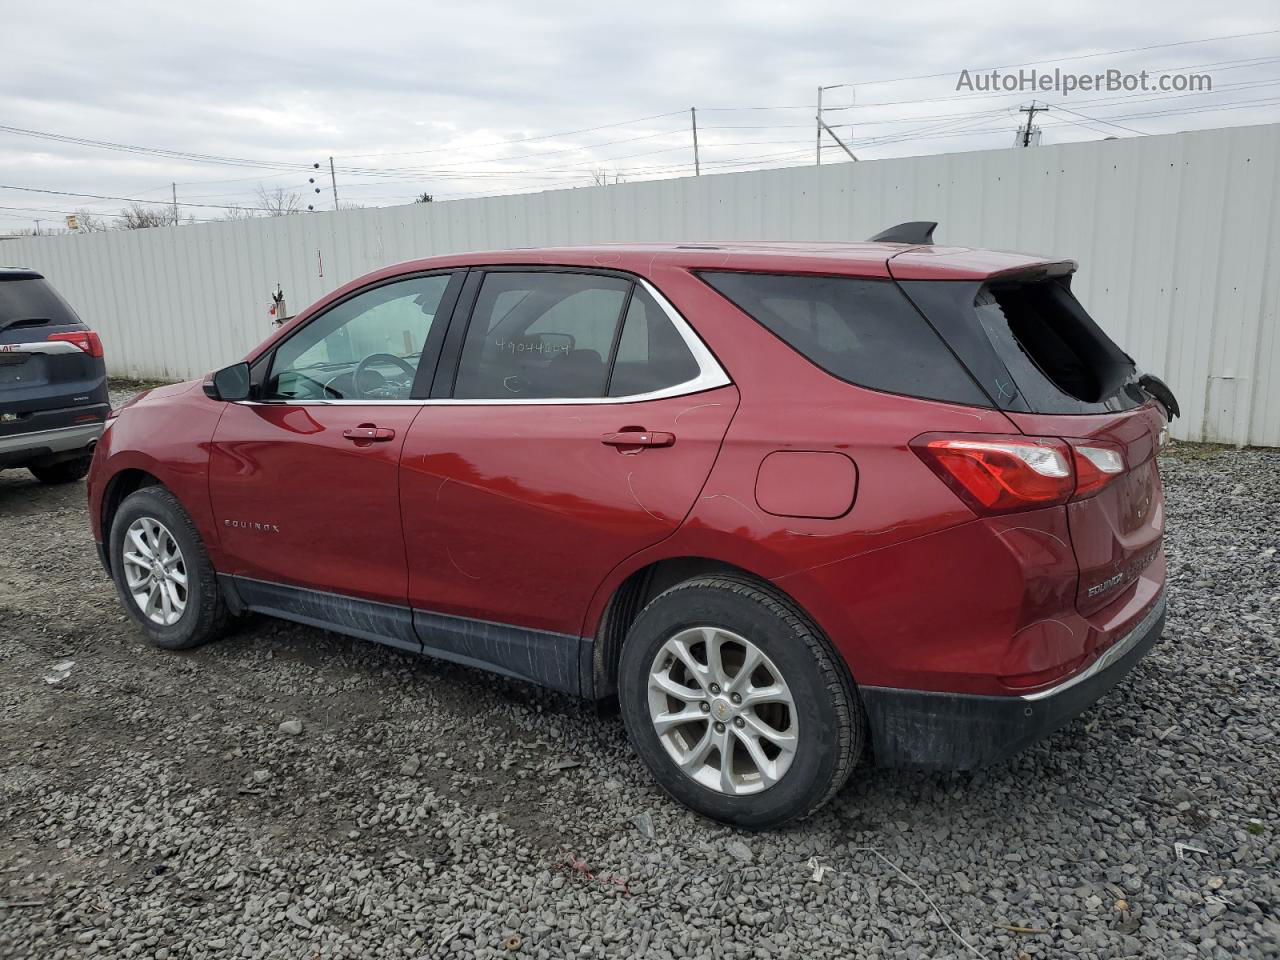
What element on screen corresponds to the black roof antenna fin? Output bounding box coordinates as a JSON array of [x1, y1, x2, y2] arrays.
[[868, 221, 937, 245]]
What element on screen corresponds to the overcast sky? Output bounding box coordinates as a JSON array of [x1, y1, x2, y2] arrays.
[[0, 1, 1277, 232]]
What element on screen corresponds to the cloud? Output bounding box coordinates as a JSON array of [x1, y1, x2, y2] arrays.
[[1, 0, 1276, 229]]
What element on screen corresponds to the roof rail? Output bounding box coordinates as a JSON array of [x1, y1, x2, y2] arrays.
[[868, 221, 937, 245]]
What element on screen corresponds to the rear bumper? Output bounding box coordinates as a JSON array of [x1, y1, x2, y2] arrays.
[[0, 421, 104, 467], [861, 594, 1166, 769]]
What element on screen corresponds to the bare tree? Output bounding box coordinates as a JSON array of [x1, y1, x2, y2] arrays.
[[218, 205, 260, 221], [117, 203, 184, 229], [255, 185, 303, 217], [71, 209, 109, 233], [415, 192, 434, 203]]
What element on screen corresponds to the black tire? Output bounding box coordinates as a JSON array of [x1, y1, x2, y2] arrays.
[[29, 455, 92, 485], [109, 486, 229, 650], [618, 575, 863, 830]]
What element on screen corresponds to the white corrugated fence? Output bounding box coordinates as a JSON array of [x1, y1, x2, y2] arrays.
[[3, 122, 1278, 445]]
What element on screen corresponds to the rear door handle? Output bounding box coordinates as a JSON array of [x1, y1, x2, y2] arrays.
[[343, 424, 396, 442], [601, 430, 675, 448]]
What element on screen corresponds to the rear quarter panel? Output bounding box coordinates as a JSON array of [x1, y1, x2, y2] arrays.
[[584, 265, 1040, 691]]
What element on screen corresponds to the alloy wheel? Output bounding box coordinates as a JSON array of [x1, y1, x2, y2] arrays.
[[647, 626, 798, 795], [121, 516, 188, 626]]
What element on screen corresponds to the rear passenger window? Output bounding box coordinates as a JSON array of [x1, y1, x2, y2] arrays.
[[607, 287, 700, 397], [700, 271, 986, 405], [454, 272, 629, 399], [452, 272, 704, 401]]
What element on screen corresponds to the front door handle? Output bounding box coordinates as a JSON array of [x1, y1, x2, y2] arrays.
[[343, 424, 396, 443], [601, 429, 675, 449]]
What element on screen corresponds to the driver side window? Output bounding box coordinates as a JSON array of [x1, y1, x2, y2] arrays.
[[265, 274, 451, 401]]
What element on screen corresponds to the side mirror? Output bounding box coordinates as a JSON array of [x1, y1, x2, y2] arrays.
[[203, 362, 252, 402]]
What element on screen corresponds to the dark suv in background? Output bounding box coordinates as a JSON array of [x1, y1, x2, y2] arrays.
[[0, 268, 108, 484]]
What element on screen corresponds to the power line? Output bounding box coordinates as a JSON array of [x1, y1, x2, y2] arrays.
[[694, 48, 1280, 112], [1, 57, 1272, 191], [1045, 102, 1147, 136], [0, 183, 274, 212]]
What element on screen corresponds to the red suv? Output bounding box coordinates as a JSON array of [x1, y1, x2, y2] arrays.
[[87, 225, 1177, 828]]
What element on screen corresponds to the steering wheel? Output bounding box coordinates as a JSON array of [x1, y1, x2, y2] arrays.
[[278, 371, 342, 400], [352, 353, 418, 399]]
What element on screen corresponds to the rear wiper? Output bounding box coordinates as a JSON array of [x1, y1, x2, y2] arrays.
[[0, 317, 52, 335]]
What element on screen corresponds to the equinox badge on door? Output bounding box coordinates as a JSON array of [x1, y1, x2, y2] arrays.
[[223, 519, 281, 533]]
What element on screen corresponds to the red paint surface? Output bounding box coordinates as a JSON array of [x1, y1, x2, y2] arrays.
[[399, 388, 738, 633], [88, 241, 1167, 701], [207, 403, 423, 604]]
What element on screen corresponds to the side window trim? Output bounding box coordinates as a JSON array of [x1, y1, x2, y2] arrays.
[[248, 269, 464, 403], [247, 268, 731, 406], [433, 266, 730, 405], [601, 283, 636, 398]]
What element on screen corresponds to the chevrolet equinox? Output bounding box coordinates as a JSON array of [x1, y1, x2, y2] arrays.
[[87, 224, 1178, 828]]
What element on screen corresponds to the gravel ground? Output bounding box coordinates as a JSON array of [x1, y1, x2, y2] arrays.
[[1, 392, 1277, 959]]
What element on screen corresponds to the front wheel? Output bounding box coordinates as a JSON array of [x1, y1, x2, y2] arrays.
[[618, 575, 863, 830], [109, 486, 229, 650]]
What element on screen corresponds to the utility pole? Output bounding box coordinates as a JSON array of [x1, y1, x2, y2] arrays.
[[817, 83, 858, 164], [1017, 101, 1048, 147], [172, 183, 178, 222], [33, 219, 42, 235], [816, 86, 823, 166], [690, 107, 701, 176], [329, 157, 339, 209], [817, 116, 859, 162]]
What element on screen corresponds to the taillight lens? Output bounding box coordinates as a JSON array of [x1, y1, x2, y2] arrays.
[[1070, 442, 1125, 498], [912, 434, 1073, 515], [47, 331, 104, 358], [913, 433, 1132, 514]]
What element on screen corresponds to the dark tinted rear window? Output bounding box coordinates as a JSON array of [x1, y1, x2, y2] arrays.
[[700, 271, 986, 405], [0, 276, 80, 330]]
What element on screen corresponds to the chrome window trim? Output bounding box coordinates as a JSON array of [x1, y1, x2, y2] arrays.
[[240, 277, 731, 407]]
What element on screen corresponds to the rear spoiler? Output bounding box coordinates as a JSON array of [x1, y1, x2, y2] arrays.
[[1139, 374, 1180, 421]]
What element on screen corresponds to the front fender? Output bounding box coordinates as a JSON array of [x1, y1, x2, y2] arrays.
[[87, 382, 227, 565]]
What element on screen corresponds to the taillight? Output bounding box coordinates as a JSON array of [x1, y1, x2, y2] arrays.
[[912, 434, 1073, 515], [47, 331, 104, 358], [1070, 442, 1125, 498], [913, 433, 1131, 515]]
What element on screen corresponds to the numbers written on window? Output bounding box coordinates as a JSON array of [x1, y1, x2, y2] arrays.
[[266, 274, 452, 402], [453, 272, 701, 401]]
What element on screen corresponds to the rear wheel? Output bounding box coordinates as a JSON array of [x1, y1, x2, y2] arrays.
[[109, 487, 229, 650], [29, 454, 92, 485], [618, 575, 863, 829]]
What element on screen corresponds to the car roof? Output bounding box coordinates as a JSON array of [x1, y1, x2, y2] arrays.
[[377, 241, 1074, 282]]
